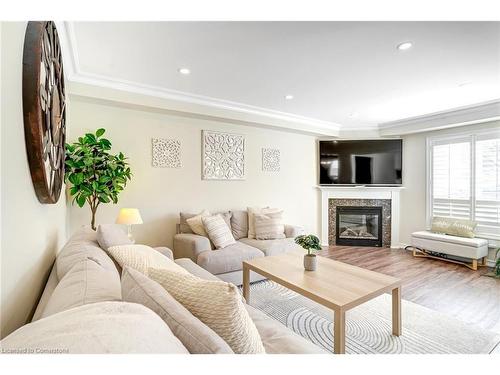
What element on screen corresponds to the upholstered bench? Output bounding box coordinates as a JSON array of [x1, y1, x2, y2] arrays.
[[410, 231, 489, 270]]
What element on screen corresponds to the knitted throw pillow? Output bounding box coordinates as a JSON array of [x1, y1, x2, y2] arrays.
[[148, 267, 265, 354], [186, 210, 211, 237], [108, 244, 189, 276]]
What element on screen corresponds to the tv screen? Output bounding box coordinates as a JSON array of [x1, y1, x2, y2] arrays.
[[319, 139, 402, 185]]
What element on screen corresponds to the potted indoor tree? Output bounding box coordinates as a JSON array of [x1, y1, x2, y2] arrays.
[[295, 234, 322, 271], [65, 128, 132, 230], [485, 248, 500, 279]]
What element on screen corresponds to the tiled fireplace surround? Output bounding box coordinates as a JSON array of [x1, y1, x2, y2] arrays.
[[318, 186, 403, 248], [330, 198, 392, 247]]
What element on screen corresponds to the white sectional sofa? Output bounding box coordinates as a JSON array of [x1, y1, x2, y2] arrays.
[[0, 227, 324, 354], [173, 210, 305, 285]]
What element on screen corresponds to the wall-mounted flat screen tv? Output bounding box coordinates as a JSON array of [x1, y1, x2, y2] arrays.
[[319, 139, 402, 185]]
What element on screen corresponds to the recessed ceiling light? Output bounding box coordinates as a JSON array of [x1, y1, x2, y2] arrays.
[[397, 42, 413, 51], [178, 68, 191, 75], [284, 95, 294, 100]]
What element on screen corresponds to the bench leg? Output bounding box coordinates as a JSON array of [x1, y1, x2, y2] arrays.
[[471, 259, 478, 271]]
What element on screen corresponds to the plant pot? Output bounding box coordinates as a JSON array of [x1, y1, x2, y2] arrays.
[[304, 254, 317, 271]]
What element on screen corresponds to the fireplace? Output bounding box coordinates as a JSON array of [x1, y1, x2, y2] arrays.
[[335, 206, 383, 247]]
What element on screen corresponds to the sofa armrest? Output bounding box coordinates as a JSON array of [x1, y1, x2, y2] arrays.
[[284, 224, 305, 239], [173, 233, 211, 262], [154, 246, 174, 260]]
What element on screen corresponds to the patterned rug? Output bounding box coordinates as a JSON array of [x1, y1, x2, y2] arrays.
[[245, 280, 500, 354]]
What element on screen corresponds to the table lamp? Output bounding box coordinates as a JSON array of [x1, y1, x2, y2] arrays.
[[116, 208, 143, 241]]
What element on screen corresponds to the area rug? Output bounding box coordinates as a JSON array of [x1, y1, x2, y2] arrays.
[[245, 280, 500, 354]]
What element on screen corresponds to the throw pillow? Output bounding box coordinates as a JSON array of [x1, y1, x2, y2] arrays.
[[179, 212, 197, 234], [254, 211, 286, 240], [148, 267, 266, 354], [431, 216, 477, 238], [431, 216, 453, 234], [41, 258, 122, 319], [202, 214, 236, 249], [108, 244, 189, 276], [215, 211, 232, 231], [247, 207, 280, 239], [230, 210, 248, 240], [450, 219, 477, 238], [186, 209, 211, 237], [121, 267, 233, 354], [97, 224, 132, 250]]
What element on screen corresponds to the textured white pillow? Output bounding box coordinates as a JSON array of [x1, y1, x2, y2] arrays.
[[254, 211, 286, 240], [148, 268, 265, 354], [202, 214, 236, 249], [108, 244, 189, 276], [186, 209, 210, 237], [247, 207, 280, 239]]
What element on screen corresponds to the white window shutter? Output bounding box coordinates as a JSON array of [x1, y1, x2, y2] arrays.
[[475, 136, 500, 235], [431, 140, 471, 220]]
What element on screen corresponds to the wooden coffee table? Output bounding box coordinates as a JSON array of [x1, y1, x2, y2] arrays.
[[242, 252, 402, 354]]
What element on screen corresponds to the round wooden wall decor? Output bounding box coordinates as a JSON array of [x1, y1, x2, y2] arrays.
[[23, 21, 66, 204]]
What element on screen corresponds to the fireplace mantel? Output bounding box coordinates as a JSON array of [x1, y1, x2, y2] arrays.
[[317, 186, 405, 248]]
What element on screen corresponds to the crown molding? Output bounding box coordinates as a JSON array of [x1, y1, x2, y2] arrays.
[[379, 100, 500, 136], [58, 21, 500, 138], [59, 22, 340, 136], [69, 71, 341, 136]]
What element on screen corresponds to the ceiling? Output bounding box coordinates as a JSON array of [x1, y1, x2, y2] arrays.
[[68, 21, 500, 132]]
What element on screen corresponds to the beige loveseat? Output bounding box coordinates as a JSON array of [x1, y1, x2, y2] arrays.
[[0, 227, 324, 354], [173, 210, 305, 285]]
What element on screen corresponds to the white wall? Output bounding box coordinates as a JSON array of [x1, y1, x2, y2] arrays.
[[0, 22, 68, 338], [68, 97, 319, 248], [400, 119, 500, 260]]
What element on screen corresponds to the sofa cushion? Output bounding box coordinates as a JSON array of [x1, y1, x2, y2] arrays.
[[108, 244, 190, 276], [1, 302, 188, 354], [148, 268, 265, 354], [97, 224, 132, 250], [56, 226, 118, 280], [254, 211, 285, 240], [121, 267, 233, 354], [202, 214, 236, 249], [41, 258, 121, 319], [197, 242, 264, 274], [175, 258, 221, 281], [238, 237, 302, 256], [245, 305, 326, 354], [230, 210, 248, 240]]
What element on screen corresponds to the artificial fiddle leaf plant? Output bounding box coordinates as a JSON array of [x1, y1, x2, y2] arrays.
[[64, 128, 132, 230]]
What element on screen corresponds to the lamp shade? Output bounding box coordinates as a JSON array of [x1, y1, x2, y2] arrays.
[[116, 208, 143, 225]]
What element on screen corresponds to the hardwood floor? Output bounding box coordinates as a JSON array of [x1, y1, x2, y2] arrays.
[[319, 246, 500, 333]]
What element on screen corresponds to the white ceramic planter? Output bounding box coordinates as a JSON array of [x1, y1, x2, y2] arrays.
[[303, 254, 317, 271]]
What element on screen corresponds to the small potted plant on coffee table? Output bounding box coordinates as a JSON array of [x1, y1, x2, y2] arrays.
[[295, 234, 322, 271]]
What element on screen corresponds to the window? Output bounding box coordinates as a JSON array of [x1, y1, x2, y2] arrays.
[[428, 129, 500, 239]]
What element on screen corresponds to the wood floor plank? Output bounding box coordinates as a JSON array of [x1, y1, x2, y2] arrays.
[[319, 246, 500, 332]]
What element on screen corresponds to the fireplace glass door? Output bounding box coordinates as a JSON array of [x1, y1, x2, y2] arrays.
[[336, 206, 383, 247]]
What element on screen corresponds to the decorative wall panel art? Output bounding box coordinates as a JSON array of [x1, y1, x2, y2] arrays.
[[202, 130, 245, 180]]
